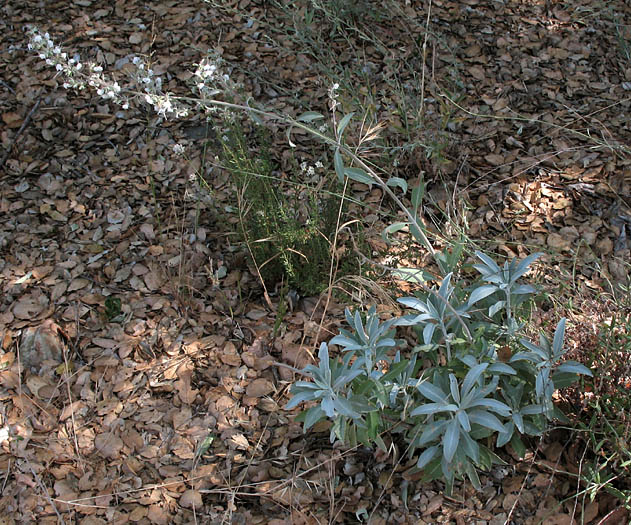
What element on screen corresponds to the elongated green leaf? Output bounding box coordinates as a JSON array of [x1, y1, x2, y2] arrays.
[[417, 381, 449, 404], [457, 410, 471, 432], [304, 406, 325, 430], [344, 167, 373, 185], [417, 420, 448, 446], [337, 112, 354, 138], [417, 445, 440, 469], [443, 419, 460, 463], [468, 284, 498, 306], [555, 361, 592, 376], [334, 147, 344, 183], [553, 318, 566, 357], [468, 409, 505, 433], [297, 111, 325, 122], [382, 222, 409, 244], [469, 398, 511, 417], [511, 252, 542, 283], [411, 182, 425, 215], [411, 402, 458, 416], [286, 124, 296, 148], [449, 374, 460, 404], [386, 177, 408, 193], [475, 251, 502, 275], [462, 363, 488, 399], [496, 422, 513, 447]]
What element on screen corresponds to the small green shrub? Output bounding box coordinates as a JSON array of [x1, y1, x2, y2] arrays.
[[286, 251, 592, 493], [221, 122, 346, 296]]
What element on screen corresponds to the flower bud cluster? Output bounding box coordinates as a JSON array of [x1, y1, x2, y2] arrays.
[[26, 26, 190, 119], [27, 27, 129, 108]]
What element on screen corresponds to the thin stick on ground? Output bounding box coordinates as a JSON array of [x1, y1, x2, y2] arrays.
[[0, 98, 41, 171]]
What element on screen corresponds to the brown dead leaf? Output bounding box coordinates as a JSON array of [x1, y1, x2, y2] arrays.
[[180, 489, 202, 509], [94, 432, 124, 459], [246, 378, 275, 398], [19, 319, 66, 370]]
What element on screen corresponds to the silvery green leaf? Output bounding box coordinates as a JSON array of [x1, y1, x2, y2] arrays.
[[510, 351, 541, 364], [411, 182, 425, 215], [410, 402, 458, 416], [330, 334, 361, 349], [286, 124, 296, 148], [460, 430, 480, 463], [521, 404, 547, 415], [556, 361, 592, 376], [398, 296, 429, 311], [336, 112, 354, 138], [417, 381, 449, 403], [449, 374, 460, 404], [345, 167, 373, 185], [417, 445, 440, 469], [332, 369, 364, 390], [382, 222, 409, 244], [386, 176, 408, 193], [519, 339, 549, 360], [443, 419, 460, 463], [321, 397, 335, 418], [417, 420, 448, 446], [334, 147, 344, 183], [459, 354, 477, 368], [285, 391, 318, 410], [297, 111, 325, 122], [496, 422, 514, 447], [457, 410, 471, 432], [291, 380, 321, 390], [390, 267, 434, 283], [512, 412, 524, 433], [333, 397, 360, 419], [511, 284, 537, 295], [510, 252, 542, 283], [423, 323, 437, 345], [535, 368, 551, 399], [438, 273, 453, 298], [304, 406, 325, 430], [488, 300, 505, 317], [475, 251, 501, 274], [488, 362, 517, 375], [552, 318, 566, 357], [469, 398, 511, 417], [462, 363, 488, 398], [468, 284, 498, 306], [468, 409, 505, 433]]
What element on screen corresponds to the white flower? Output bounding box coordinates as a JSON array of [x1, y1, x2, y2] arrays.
[[173, 143, 186, 155], [315, 161, 323, 169], [92, 65, 103, 73], [56, 63, 63, 71]]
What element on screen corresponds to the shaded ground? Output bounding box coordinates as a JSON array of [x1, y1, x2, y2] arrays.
[[1, 0, 630, 523]]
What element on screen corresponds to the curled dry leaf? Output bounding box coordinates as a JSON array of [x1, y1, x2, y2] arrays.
[[246, 378, 275, 398], [94, 432, 124, 459], [179, 489, 202, 510], [19, 319, 67, 371]]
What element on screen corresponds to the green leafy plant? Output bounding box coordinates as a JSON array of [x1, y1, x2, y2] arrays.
[[221, 122, 347, 296], [287, 252, 593, 493]]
